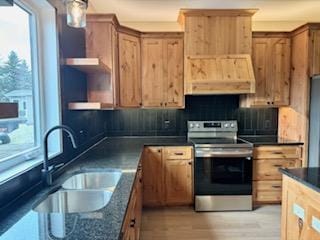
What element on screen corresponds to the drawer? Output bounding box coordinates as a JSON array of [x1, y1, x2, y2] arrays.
[[253, 181, 282, 203], [164, 147, 193, 160], [253, 159, 300, 180], [254, 146, 301, 159]]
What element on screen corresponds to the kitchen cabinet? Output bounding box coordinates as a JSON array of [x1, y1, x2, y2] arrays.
[[241, 34, 291, 107], [281, 175, 320, 240], [142, 146, 193, 207], [122, 163, 142, 240], [118, 32, 142, 107], [141, 33, 184, 108], [279, 24, 320, 165], [253, 145, 302, 204]]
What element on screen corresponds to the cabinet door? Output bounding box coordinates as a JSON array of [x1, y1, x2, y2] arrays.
[[163, 39, 184, 108], [141, 39, 164, 107], [271, 38, 291, 106], [283, 187, 308, 240], [142, 147, 164, 206], [134, 165, 143, 240], [164, 159, 193, 205], [250, 38, 273, 106], [119, 33, 141, 107], [122, 188, 137, 240]]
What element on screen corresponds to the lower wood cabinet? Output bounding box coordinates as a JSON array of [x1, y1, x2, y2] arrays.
[[281, 175, 320, 240], [122, 163, 142, 240], [253, 145, 302, 204], [143, 146, 193, 207]]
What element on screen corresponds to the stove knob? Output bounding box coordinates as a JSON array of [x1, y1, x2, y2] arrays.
[[189, 123, 194, 128], [195, 123, 200, 128], [224, 123, 230, 128], [230, 123, 235, 128]]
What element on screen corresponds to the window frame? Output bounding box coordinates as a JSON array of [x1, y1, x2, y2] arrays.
[[0, 0, 62, 174]]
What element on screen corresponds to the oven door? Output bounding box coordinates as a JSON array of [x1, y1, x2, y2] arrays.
[[194, 148, 253, 196]]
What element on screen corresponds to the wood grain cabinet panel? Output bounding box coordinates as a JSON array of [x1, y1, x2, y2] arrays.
[[141, 36, 184, 108], [119, 33, 141, 107], [164, 147, 193, 160], [142, 147, 164, 206], [253, 180, 282, 203], [281, 175, 320, 240], [253, 159, 300, 180], [122, 164, 142, 240], [164, 159, 193, 205], [141, 38, 165, 107], [164, 39, 184, 107], [254, 146, 301, 159], [241, 36, 291, 107]]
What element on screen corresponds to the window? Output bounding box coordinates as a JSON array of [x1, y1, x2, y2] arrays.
[[0, 0, 61, 174]]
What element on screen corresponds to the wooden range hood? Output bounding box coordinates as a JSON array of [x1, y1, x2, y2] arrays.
[[179, 9, 257, 95]]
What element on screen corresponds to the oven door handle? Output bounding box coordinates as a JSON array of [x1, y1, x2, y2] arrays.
[[195, 150, 253, 158]]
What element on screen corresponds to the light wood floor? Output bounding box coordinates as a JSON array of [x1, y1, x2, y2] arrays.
[[141, 205, 281, 240]]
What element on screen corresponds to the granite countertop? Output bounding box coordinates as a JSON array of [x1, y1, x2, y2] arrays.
[[280, 167, 320, 194], [0, 136, 190, 240], [240, 135, 304, 146]]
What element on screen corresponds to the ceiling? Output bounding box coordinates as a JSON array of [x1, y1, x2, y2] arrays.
[[88, 0, 320, 31]]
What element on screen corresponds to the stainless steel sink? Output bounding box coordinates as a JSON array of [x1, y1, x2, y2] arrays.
[[62, 170, 122, 191], [33, 190, 112, 213]]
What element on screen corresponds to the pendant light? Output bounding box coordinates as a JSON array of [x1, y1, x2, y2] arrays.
[[65, 0, 88, 28]]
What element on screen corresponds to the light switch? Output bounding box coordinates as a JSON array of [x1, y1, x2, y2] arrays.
[[293, 203, 305, 220], [312, 216, 320, 233]]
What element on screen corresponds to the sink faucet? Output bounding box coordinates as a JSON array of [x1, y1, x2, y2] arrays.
[[42, 125, 78, 186]]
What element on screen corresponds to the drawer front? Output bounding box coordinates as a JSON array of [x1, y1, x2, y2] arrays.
[[253, 159, 299, 180], [253, 180, 282, 203], [254, 146, 301, 159], [164, 147, 193, 160]]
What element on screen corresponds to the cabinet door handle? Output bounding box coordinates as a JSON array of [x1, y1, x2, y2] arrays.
[[160, 102, 163, 106], [273, 151, 284, 155], [188, 161, 192, 165], [174, 152, 184, 156], [165, 102, 167, 106], [158, 149, 162, 153], [273, 164, 283, 168], [272, 185, 281, 189], [130, 219, 136, 228]]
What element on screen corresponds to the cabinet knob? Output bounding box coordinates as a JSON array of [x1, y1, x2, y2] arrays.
[[160, 102, 163, 106], [267, 101, 270, 105], [158, 149, 161, 153], [188, 161, 192, 165], [130, 219, 136, 228], [165, 102, 167, 106], [272, 102, 274, 105]]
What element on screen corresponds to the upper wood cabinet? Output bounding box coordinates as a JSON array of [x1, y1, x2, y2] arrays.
[[85, 15, 120, 108], [118, 32, 142, 107], [141, 33, 184, 108], [241, 34, 291, 107]]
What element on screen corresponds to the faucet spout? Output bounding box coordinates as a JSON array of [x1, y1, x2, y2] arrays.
[[42, 125, 78, 186]]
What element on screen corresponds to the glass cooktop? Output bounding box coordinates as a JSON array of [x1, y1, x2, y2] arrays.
[[189, 137, 252, 147]]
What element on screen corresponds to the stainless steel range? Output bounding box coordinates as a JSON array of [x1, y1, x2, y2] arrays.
[[188, 120, 253, 212]]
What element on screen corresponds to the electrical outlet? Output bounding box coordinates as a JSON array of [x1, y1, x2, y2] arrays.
[[164, 120, 171, 129], [264, 120, 271, 129]]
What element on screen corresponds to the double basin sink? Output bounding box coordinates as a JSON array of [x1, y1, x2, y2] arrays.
[[33, 170, 122, 214]]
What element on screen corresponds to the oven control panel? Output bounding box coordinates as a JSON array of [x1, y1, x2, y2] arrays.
[[188, 121, 238, 132]]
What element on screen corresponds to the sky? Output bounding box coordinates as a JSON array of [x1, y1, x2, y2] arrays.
[[0, 4, 31, 66]]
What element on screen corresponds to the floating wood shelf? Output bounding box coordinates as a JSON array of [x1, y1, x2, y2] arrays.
[[68, 102, 114, 110], [0, 103, 18, 119], [65, 58, 111, 74]]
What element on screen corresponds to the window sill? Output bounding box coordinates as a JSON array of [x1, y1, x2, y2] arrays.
[[0, 152, 60, 185]]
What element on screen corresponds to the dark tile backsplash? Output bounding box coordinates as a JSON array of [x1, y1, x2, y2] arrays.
[[104, 95, 278, 136]]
